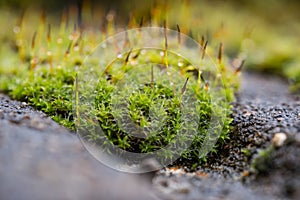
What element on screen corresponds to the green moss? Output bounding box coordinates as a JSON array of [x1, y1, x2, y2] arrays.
[[241, 148, 251, 157], [251, 146, 275, 175], [8, 67, 75, 128], [85, 75, 230, 162], [0, 4, 240, 164]]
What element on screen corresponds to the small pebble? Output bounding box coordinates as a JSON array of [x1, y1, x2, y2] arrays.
[[272, 133, 287, 147], [241, 170, 250, 177], [277, 117, 283, 122]]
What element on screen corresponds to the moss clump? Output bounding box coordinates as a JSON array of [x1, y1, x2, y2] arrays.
[[76, 62, 232, 162], [9, 67, 76, 129], [251, 146, 275, 175], [0, 5, 239, 164]]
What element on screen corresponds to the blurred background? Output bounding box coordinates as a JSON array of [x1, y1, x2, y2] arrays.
[[1, 0, 300, 90]]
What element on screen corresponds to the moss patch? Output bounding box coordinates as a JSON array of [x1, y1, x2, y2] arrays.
[[0, 4, 241, 164]]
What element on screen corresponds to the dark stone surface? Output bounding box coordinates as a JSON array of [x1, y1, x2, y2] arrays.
[[238, 72, 295, 103], [0, 94, 155, 200]]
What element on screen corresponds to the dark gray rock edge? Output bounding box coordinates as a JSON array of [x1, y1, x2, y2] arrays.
[[0, 94, 155, 200]]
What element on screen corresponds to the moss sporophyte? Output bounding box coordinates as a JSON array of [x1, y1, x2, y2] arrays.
[[0, 5, 241, 167]]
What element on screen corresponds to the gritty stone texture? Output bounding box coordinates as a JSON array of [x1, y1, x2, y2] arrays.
[[153, 171, 273, 200], [252, 137, 300, 200], [153, 72, 300, 200]]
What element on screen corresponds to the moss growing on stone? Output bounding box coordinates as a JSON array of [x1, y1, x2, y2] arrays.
[[0, 4, 240, 164]]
